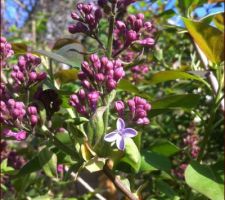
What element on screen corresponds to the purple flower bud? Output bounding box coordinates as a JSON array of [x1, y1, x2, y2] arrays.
[[137, 13, 144, 20], [28, 106, 37, 115], [88, 91, 100, 104], [144, 21, 152, 30], [127, 14, 136, 26], [134, 19, 143, 31], [82, 4, 92, 14], [95, 8, 102, 21], [29, 71, 37, 81], [57, 164, 64, 173], [136, 117, 149, 125], [16, 71, 24, 81], [68, 22, 88, 34], [114, 67, 125, 81], [70, 94, 79, 105], [15, 130, 27, 141], [78, 72, 87, 80], [126, 30, 138, 46], [77, 105, 88, 116], [128, 99, 135, 111], [106, 61, 114, 70], [30, 115, 38, 126], [15, 102, 25, 109], [90, 54, 99, 63], [144, 103, 151, 111], [81, 80, 91, 89], [8, 99, 16, 107], [115, 101, 125, 116], [77, 3, 83, 11], [116, 21, 126, 31], [0, 37, 6, 42], [18, 57, 26, 68], [101, 56, 109, 66], [135, 108, 147, 118], [106, 79, 117, 92], [36, 72, 47, 81], [71, 12, 80, 20], [95, 73, 105, 82], [78, 89, 86, 100], [137, 38, 155, 47]]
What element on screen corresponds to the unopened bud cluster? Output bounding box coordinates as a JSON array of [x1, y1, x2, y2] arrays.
[[69, 3, 102, 34], [115, 96, 151, 125], [70, 54, 125, 116], [0, 37, 14, 67], [114, 13, 155, 52], [183, 128, 200, 158], [11, 53, 46, 87]]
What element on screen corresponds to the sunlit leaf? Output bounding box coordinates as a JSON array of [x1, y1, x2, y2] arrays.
[[120, 138, 141, 173], [151, 94, 201, 109], [33, 49, 79, 68], [54, 69, 79, 83], [185, 161, 224, 200], [140, 151, 172, 173], [183, 17, 224, 63]]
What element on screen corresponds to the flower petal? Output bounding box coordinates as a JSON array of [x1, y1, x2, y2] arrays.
[[116, 135, 125, 151], [104, 131, 118, 142], [117, 118, 125, 131], [122, 128, 137, 138]]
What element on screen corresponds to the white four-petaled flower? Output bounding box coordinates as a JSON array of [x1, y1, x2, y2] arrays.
[[104, 118, 137, 151]]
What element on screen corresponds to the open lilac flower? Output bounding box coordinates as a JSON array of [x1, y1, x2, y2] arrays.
[[104, 118, 137, 151]]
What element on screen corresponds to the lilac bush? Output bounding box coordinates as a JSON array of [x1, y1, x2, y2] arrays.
[[1, 0, 224, 199]]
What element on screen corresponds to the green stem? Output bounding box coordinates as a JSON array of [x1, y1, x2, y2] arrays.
[[197, 65, 223, 161], [106, 2, 116, 58], [103, 1, 116, 133]]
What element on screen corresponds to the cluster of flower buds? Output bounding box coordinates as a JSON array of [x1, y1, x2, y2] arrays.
[[0, 99, 26, 123], [70, 89, 100, 117], [8, 151, 26, 169], [131, 64, 149, 82], [114, 13, 155, 52], [11, 53, 46, 87], [171, 163, 187, 179], [78, 54, 125, 92], [114, 96, 151, 125], [0, 37, 14, 67], [68, 3, 102, 34], [183, 126, 200, 158], [27, 106, 38, 126]]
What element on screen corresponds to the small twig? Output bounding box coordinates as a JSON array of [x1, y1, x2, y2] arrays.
[[103, 160, 138, 200], [65, 166, 106, 200]]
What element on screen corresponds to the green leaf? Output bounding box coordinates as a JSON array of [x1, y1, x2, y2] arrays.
[[85, 157, 106, 173], [151, 94, 200, 109], [54, 69, 79, 83], [155, 180, 176, 197], [16, 156, 41, 177], [33, 49, 79, 68], [117, 79, 149, 99], [38, 148, 57, 178], [185, 161, 224, 200], [150, 139, 180, 157], [121, 138, 141, 173], [91, 106, 107, 145], [52, 38, 80, 50], [140, 151, 172, 173], [11, 43, 28, 54], [117, 79, 140, 93], [146, 70, 209, 88], [183, 17, 224, 63]]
